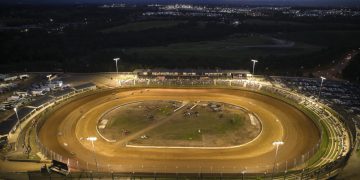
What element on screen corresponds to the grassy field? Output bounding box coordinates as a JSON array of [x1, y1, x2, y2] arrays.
[[277, 30, 360, 47], [124, 34, 319, 57], [101, 20, 187, 33], [148, 109, 245, 141], [121, 34, 321, 68]]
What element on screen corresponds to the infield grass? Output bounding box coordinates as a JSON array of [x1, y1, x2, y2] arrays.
[[149, 110, 246, 141], [128, 102, 261, 147], [101, 101, 180, 139]]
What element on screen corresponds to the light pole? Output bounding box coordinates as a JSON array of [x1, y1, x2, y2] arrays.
[[271, 141, 284, 180], [86, 136, 98, 171], [46, 74, 52, 84], [113, 58, 120, 75], [251, 59, 258, 75], [318, 76, 326, 99], [14, 107, 22, 131]]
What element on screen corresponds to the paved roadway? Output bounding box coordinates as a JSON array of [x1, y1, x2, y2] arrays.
[[38, 88, 320, 173]]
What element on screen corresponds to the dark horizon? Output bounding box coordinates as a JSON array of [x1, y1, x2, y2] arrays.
[[1, 0, 360, 7]]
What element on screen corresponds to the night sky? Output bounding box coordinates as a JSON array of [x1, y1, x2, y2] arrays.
[[1, 0, 360, 7]]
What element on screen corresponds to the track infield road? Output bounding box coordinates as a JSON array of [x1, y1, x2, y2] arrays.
[[38, 88, 320, 173]]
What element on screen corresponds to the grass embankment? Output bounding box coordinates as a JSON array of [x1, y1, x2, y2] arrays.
[[278, 30, 360, 48]]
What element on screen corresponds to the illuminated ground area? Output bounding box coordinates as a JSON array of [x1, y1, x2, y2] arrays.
[[38, 88, 320, 173], [100, 100, 261, 147]]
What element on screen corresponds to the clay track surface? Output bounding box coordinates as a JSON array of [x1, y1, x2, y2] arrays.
[[38, 88, 320, 173]]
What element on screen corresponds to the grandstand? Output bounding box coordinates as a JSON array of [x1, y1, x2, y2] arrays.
[[0, 107, 35, 138], [133, 69, 250, 79], [73, 82, 96, 92], [0, 82, 96, 142]]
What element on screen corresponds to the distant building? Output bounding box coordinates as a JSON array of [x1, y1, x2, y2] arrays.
[[3, 76, 18, 82], [0, 74, 28, 82], [31, 89, 45, 96], [0, 74, 6, 81], [18, 74, 29, 80], [14, 91, 29, 97], [47, 81, 63, 89]]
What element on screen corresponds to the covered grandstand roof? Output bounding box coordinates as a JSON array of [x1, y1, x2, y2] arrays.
[[74, 82, 96, 90], [0, 107, 34, 135], [133, 69, 250, 74], [52, 89, 75, 98], [28, 95, 54, 109]]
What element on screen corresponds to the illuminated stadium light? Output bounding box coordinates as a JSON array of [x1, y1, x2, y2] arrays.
[[318, 76, 326, 98], [113, 58, 120, 75], [46, 74, 52, 83], [272, 141, 284, 179], [251, 59, 258, 75], [272, 141, 284, 146], [13, 107, 22, 131], [86, 136, 98, 170], [86, 137, 97, 141]]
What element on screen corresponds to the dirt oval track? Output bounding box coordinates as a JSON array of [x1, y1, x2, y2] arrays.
[[38, 88, 320, 173]]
